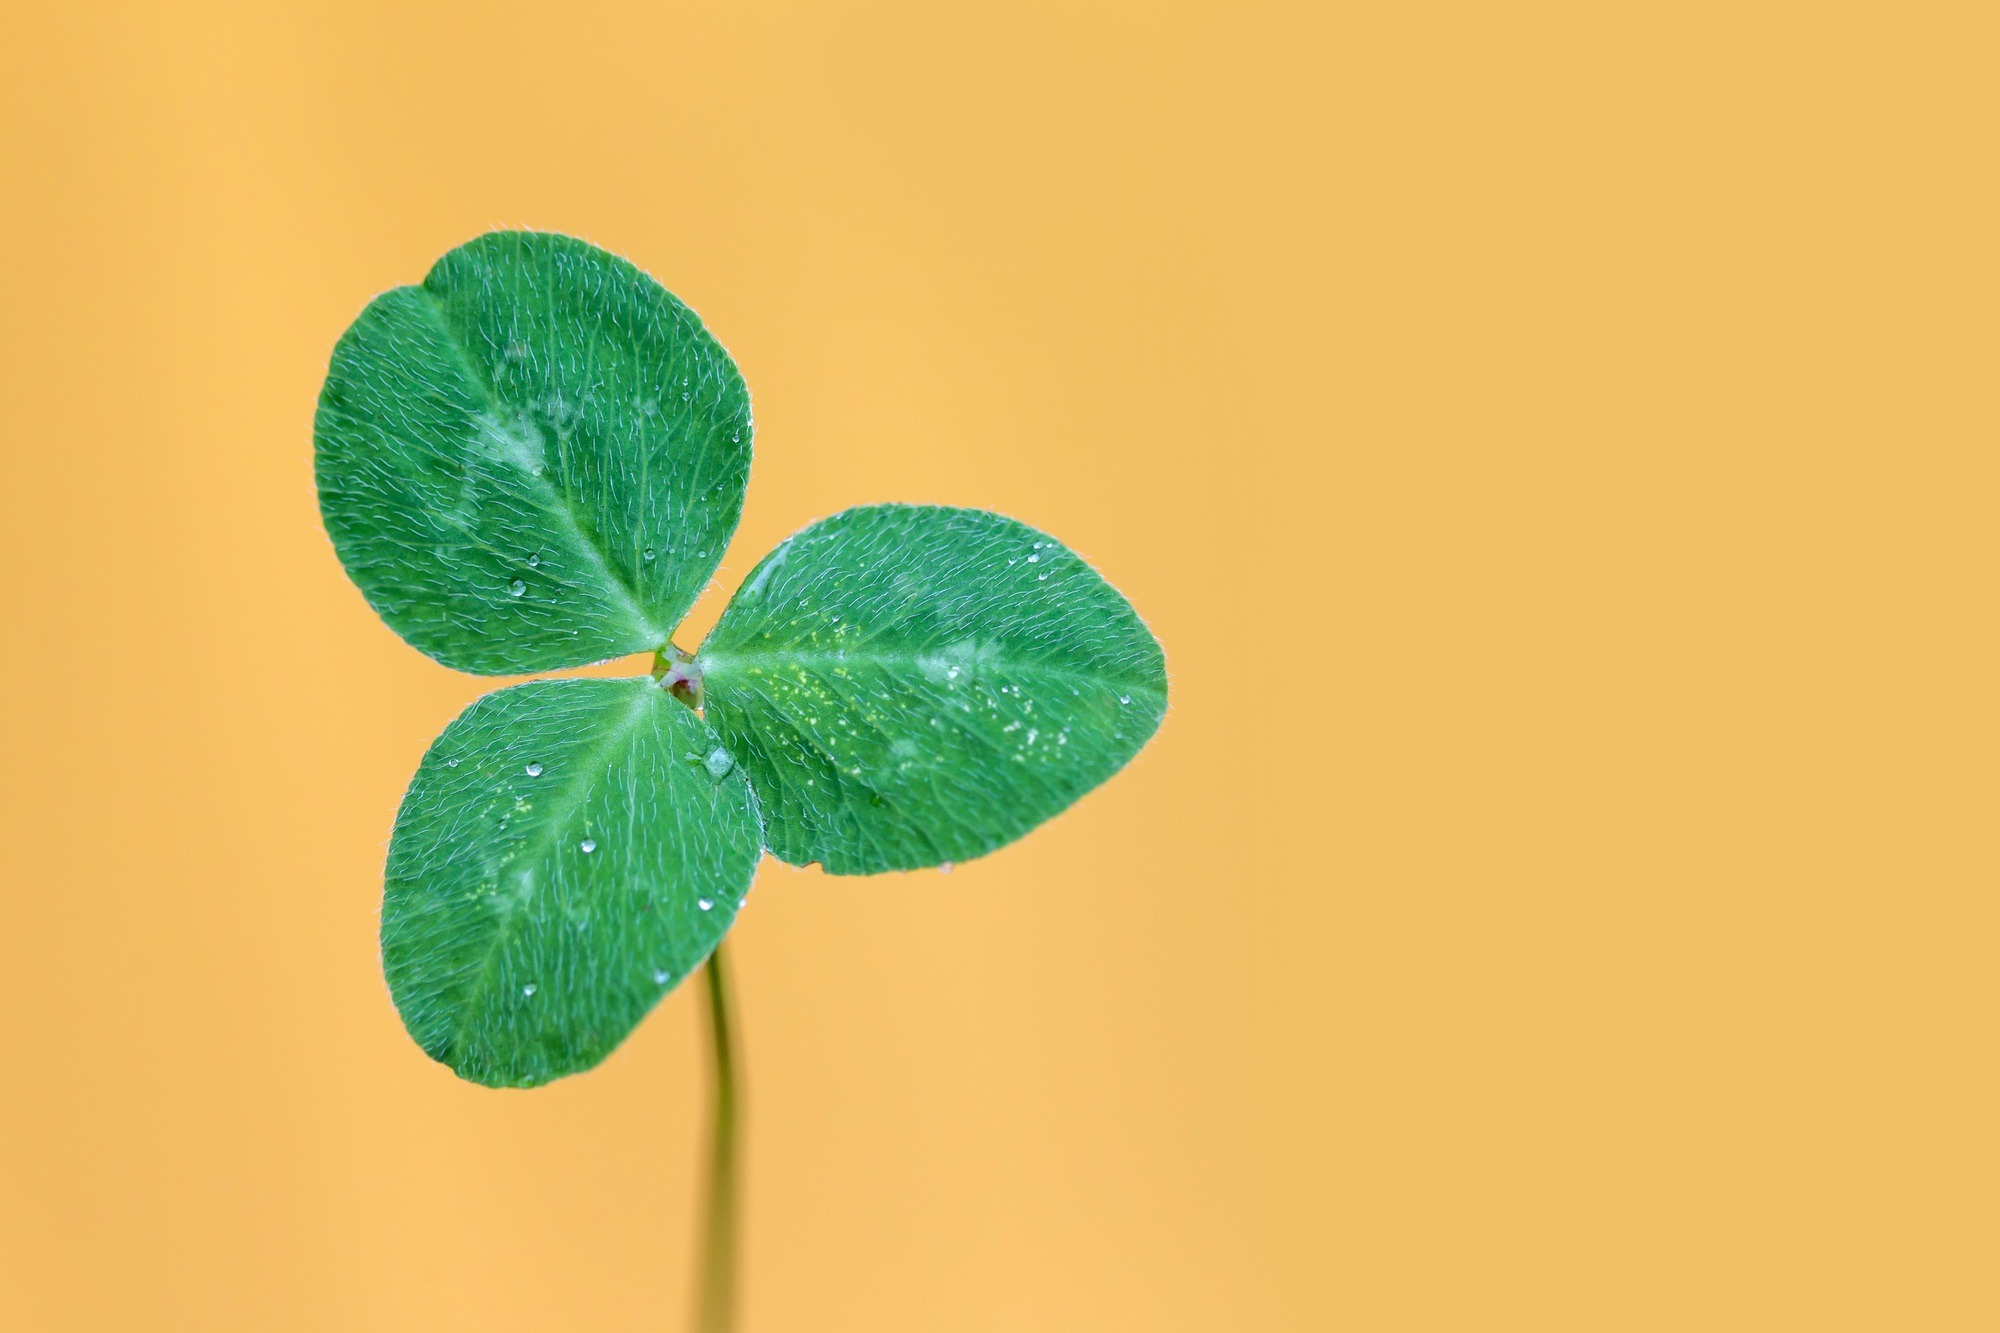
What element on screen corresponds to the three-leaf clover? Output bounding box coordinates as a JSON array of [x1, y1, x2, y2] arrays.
[[315, 231, 1167, 1090]]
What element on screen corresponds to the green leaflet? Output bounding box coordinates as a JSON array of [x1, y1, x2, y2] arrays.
[[698, 505, 1167, 874], [382, 679, 762, 1087], [315, 231, 751, 675]]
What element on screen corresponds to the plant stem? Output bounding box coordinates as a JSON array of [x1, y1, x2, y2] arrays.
[[694, 941, 740, 1333]]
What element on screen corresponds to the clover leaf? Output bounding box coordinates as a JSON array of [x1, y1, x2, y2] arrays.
[[316, 230, 1166, 1325]]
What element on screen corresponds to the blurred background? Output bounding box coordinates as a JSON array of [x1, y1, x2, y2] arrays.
[[0, 3, 1993, 1329]]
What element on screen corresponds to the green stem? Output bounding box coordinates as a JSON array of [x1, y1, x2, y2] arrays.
[[694, 942, 740, 1333]]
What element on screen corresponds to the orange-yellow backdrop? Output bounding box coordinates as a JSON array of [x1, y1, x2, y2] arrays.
[[2, 4, 1994, 1329]]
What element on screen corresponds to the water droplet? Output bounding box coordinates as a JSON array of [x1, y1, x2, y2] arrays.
[[508, 578, 526, 597], [1026, 554, 1039, 564], [704, 747, 735, 778], [1119, 695, 1131, 705], [697, 898, 714, 912], [445, 757, 460, 767], [653, 969, 672, 985], [527, 552, 541, 568], [524, 762, 543, 777], [643, 547, 657, 562], [1037, 571, 1049, 581], [939, 861, 954, 875], [522, 984, 537, 998], [579, 838, 597, 854]]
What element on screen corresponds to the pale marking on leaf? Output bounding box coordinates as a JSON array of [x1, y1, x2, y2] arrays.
[[415, 288, 666, 648], [739, 537, 793, 600]]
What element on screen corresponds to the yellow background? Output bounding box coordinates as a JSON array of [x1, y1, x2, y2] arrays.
[[1, 3, 1993, 1328]]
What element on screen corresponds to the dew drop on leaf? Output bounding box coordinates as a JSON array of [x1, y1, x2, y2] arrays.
[[508, 579, 527, 597], [653, 969, 672, 985], [579, 838, 597, 854], [524, 762, 543, 777], [522, 984, 537, 998], [697, 898, 714, 912], [704, 747, 735, 778]]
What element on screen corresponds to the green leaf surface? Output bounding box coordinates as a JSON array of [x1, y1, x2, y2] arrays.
[[698, 505, 1167, 874], [315, 231, 751, 674], [383, 678, 762, 1087]]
